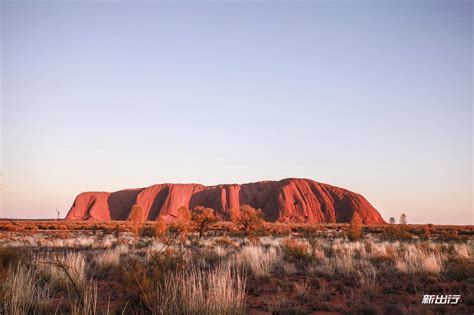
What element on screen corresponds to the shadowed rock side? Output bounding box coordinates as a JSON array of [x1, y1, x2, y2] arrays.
[[66, 178, 385, 224]]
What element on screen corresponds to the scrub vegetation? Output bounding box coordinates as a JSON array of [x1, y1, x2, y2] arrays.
[[0, 212, 473, 314]]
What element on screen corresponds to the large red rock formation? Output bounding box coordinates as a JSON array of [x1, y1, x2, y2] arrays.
[[66, 178, 385, 224]]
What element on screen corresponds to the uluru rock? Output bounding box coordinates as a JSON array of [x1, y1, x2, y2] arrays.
[[66, 178, 385, 224]]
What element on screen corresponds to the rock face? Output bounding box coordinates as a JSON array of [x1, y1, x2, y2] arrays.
[[66, 178, 385, 224]]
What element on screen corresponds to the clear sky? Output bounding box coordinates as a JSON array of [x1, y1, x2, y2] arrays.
[[1, 1, 472, 224]]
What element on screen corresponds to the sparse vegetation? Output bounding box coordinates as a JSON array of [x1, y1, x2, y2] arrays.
[[235, 245, 279, 277], [192, 206, 218, 238], [3, 263, 52, 315], [230, 205, 264, 235], [128, 204, 145, 238], [281, 238, 312, 264], [156, 265, 246, 314], [172, 206, 192, 241], [0, 219, 472, 313], [347, 212, 363, 241]]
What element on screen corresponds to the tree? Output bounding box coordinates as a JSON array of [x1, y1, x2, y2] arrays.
[[154, 216, 168, 240], [173, 206, 192, 242], [176, 206, 191, 222], [128, 204, 145, 238], [347, 212, 362, 241], [389, 217, 396, 224], [230, 205, 264, 235], [400, 213, 407, 225], [192, 206, 218, 238]]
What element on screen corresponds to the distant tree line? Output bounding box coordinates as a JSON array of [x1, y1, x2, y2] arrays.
[[125, 203, 264, 239], [388, 213, 407, 225]]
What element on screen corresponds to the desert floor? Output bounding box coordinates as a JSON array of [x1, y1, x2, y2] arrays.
[[0, 220, 473, 314]]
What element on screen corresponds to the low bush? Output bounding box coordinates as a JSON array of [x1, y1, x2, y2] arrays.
[[443, 259, 474, 281], [382, 225, 413, 241], [0, 247, 31, 279], [281, 239, 312, 264], [140, 225, 156, 238]]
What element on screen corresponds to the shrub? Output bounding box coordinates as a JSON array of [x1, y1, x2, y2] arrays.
[[114, 224, 121, 238], [437, 229, 462, 242], [148, 246, 187, 275], [422, 225, 431, 239], [154, 217, 168, 240], [281, 239, 312, 264], [266, 223, 292, 236], [0, 247, 30, 279], [140, 225, 156, 238], [383, 225, 412, 241], [172, 206, 192, 242], [293, 279, 311, 298], [347, 212, 362, 241], [444, 259, 474, 281], [230, 205, 264, 236], [3, 224, 25, 232], [128, 204, 146, 238], [192, 206, 218, 238]]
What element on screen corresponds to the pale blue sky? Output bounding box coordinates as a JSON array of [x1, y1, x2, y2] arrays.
[[1, 1, 472, 224]]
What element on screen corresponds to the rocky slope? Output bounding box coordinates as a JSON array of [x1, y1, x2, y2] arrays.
[[66, 178, 385, 224]]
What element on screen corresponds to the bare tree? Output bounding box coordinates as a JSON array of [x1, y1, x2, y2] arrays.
[[389, 217, 396, 224], [56, 208, 60, 220], [400, 213, 407, 225]]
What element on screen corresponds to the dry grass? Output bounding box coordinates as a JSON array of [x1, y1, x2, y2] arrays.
[[6, 253, 100, 314], [452, 243, 470, 258], [394, 247, 443, 274], [293, 279, 311, 296], [3, 263, 52, 315], [95, 248, 122, 269], [355, 261, 378, 299], [156, 264, 246, 314], [234, 245, 280, 277], [71, 280, 98, 315], [1, 222, 472, 314], [35, 251, 87, 292]]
